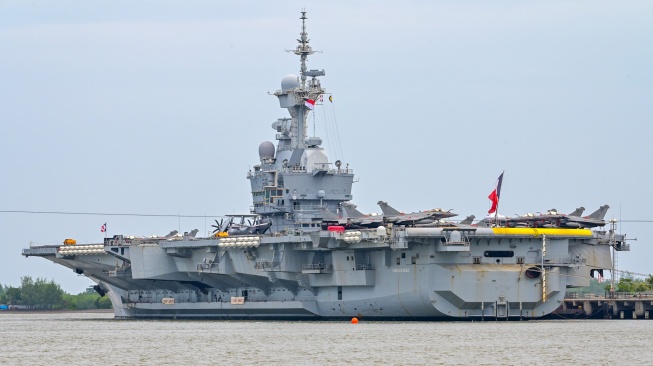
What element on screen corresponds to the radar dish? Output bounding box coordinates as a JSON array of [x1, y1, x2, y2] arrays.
[[258, 141, 275, 160]]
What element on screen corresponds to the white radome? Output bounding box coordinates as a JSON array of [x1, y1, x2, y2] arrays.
[[281, 74, 300, 90]]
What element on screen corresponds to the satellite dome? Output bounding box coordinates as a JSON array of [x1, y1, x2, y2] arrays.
[[281, 74, 300, 90], [258, 141, 275, 160]]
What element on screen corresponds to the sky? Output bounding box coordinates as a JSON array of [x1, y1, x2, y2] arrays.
[[1, 1, 652, 294]]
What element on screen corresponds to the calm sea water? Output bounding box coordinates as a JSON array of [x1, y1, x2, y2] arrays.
[[1, 312, 651, 366]]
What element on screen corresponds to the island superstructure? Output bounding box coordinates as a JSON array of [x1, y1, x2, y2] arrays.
[[22, 12, 630, 319]]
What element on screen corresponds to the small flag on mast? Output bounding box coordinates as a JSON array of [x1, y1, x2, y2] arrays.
[[487, 173, 504, 214], [101, 223, 107, 233], [305, 99, 315, 110]]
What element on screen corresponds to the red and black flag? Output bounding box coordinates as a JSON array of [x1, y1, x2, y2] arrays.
[[488, 173, 504, 214]]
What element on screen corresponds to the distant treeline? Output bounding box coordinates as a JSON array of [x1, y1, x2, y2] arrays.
[[0, 276, 111, 310]]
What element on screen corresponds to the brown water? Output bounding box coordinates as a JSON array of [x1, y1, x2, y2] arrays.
[[1, 312, 651, 365]]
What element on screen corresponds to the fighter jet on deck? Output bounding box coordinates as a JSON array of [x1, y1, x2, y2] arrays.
[[377, 200, 457, 226], [506, 205, 610, 229], [340, 202, 384, 228], [459, 215, 476, 225], [318, 203, 383, 228], [555, 205, 610, 228], [318, 206, 350, 227]]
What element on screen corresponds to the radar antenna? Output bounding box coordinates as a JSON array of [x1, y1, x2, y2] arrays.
[[277, 11, 326, 150], [295, 11, 314, 88]]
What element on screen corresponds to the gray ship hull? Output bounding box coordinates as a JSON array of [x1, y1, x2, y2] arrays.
[[23, 226, 626, 320]]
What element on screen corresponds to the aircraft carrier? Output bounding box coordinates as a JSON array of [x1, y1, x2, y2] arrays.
[[22, 12, 631, 320]]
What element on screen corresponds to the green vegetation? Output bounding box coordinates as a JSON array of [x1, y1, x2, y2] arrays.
[[568, 274, 653, 295], [63, 290, 112, 310], [0, 276, 112, 310], [607, 273, 653, 293], [567, 278, 609, 294]]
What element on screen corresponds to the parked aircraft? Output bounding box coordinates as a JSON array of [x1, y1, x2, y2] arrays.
[[340, 202, 384, 228], [459, 215, 475, 225], [377, 200, 457, 225], [318, 206, 351, 227], [506, 205, 609, 228], [212, 214, 271, 235]]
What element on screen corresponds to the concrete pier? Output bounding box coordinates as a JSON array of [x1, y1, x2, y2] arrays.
[[554, 293, 653, 319]]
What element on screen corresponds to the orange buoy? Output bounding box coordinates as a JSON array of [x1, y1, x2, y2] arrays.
[[351, 317, 359, 324]]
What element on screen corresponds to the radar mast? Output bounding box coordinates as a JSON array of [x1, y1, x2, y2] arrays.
[[296, 11, 313, 88], [274, 11, 325, 151]]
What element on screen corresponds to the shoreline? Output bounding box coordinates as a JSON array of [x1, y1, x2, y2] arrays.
[[0, 308, 113, 314]]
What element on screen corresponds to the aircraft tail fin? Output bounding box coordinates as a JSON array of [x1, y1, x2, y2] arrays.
[[377, 201, 402, 216], [568, 207, 585, 217], [341, 203, 364, 218], [319, 207, 340, 221], [588, 205, 610, 220], [459, 215, 475, 225]]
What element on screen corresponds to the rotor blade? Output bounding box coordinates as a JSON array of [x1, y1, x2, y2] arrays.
[[211, 219, 224, 233]]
